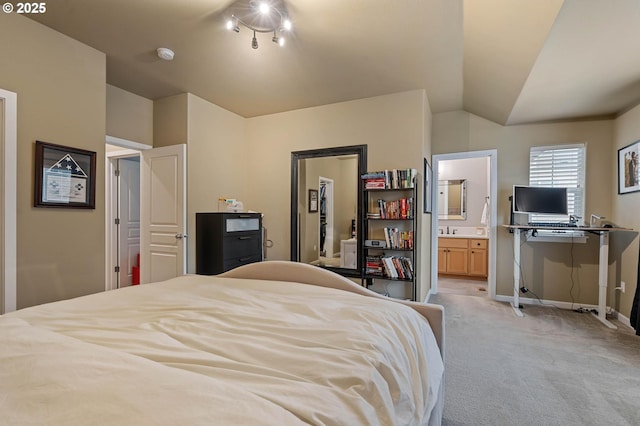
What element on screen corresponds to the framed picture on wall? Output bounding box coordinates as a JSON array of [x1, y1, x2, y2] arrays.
[[34, 140, 97, 209], [618, 140, 640, 195], [308, 189, 318, 212], [423, 158, 433, 213]]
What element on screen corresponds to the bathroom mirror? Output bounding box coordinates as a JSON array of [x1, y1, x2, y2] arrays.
[[291, 145, 367, 277], [438, 179, 467, 220]]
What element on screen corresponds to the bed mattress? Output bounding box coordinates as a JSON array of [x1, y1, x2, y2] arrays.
[[1, 274, 444, 425]]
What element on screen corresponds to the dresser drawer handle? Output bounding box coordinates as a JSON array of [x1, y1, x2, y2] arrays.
[[238, 236, 254, 240], [239, 256, 252, 262]]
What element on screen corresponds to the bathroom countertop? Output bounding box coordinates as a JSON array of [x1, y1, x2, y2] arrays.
[[438, 234, 488, 239]]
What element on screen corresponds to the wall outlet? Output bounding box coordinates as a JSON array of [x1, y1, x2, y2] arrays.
[[621, 281, 626, 293]]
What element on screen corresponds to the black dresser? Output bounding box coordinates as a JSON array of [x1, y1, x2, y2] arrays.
[[196, 212, 263, 275]]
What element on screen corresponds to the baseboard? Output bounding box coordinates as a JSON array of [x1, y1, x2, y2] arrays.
[[495, 294, 635, 331]]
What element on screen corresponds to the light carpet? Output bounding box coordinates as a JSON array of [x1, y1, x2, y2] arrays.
[[428, 292, 640, 426]]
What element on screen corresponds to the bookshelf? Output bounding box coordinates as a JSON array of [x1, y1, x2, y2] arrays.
[[362, 169, 417, 301]]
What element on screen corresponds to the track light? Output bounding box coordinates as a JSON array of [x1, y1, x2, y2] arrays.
[[226, 1, 292, 49]]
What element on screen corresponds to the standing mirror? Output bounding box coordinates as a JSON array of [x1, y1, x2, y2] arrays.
[[438, 179, 467, 220], [291, 145, 367, 277]]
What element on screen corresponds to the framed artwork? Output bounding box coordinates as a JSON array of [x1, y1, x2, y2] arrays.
[[34, 140, 97, 209], [308, 189, 318, 212], [618, 140, 640, 195], [423, 158, 433, 213]]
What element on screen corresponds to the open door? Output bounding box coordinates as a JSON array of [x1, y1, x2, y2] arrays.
[[140, 144, 186, 284]]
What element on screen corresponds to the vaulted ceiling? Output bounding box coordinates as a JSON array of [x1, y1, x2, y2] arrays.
[[27, 0, 640, 125]]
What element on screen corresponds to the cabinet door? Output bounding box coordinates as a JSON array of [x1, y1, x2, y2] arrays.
[[438, 247, 448, 273], [469, 248, 487, 277], [446, 248, 469, 275]]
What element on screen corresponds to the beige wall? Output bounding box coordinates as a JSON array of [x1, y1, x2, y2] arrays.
[[611, 105, 640, 320], [154, 93, 189, 147], [433, 111, 615, 305], [186, 94, 248, 273], [0, 14, 106, 308], [106, 85, 153, 145], [244, 90, 431, 300]]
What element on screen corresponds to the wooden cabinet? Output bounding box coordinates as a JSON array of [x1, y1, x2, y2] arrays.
[[468, 239, 488, 277], [438, 237, 487, 278], [196, 212, 262, 275]]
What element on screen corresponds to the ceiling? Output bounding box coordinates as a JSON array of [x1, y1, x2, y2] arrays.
[[27, 0, 640, 125]]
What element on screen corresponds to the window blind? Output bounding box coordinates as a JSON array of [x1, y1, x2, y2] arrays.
[[529, 144, 586, 223]]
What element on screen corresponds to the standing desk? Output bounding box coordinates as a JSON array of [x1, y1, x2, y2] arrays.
[[505, 225, 632, 329]]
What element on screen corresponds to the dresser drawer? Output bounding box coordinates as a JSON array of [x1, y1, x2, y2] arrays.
[[225, 216, 261, 233], [223, 233, 262, 259], [223, 253, 262, 271]]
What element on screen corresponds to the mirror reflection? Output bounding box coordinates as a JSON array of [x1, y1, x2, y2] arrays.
[[299, 156, 358, 268], [291, 145, 366, 276], [438, 179, 467, 220]]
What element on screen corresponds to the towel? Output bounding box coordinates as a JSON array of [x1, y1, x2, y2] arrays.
[[480, 201, 488, 225]]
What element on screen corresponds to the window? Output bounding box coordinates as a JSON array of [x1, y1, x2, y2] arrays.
[[529, 144, 586, 223]]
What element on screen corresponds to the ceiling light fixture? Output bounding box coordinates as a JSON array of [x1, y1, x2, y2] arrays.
[[226, 0, 292, 49]]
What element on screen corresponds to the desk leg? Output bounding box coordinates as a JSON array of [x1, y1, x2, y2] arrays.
[[512, 229, 524, 317], [593, 232, 617, 329]]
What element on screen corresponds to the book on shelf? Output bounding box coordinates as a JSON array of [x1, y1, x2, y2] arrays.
[[375, 197, 414, 219], [361, 168, 418, 189], [367, 255, 413, 280], [382, 227, 414, 249]]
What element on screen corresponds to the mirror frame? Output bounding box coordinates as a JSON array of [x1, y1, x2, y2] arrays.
[[291, 145, 367, 278], [438, 179, 467, 220]]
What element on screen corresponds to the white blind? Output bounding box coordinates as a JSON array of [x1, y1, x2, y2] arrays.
[[529, 144, 586, 223]]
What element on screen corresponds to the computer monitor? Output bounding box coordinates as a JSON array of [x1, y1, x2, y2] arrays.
[[512, 185, 568, 215]]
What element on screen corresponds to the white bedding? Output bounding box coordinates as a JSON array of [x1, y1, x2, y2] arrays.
[[1, 274, 444, 425]]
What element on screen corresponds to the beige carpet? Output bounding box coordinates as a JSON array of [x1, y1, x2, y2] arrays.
[[438, 276, 488, 297], [428, 292, 640, 426]]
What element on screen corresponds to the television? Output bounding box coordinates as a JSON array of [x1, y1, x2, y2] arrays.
[[512, 185, 568, 215]]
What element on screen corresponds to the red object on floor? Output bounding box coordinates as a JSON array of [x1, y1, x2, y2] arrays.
[[132, 266, 140, 285]]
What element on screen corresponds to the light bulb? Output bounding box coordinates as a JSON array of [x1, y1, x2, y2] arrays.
[[259, 2, 270, 14], [282, 19, 292, 31], [278, 37, 285, 47], [226, 19, 233, 30]]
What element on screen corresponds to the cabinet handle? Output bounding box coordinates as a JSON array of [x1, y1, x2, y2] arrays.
[[239, 256, 251, 262], [238, 236, 253, 240]]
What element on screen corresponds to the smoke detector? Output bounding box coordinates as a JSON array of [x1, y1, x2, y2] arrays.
[[156, 47, 175, 61]]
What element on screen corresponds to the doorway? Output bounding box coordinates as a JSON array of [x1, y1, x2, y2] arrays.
[[318, 177, 334, 259], [0, 88, 17, 314], [431, 150, 497, 299], [106, 144, 143, 290]]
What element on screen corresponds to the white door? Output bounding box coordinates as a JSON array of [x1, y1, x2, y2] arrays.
[[140, 144, 186, 284], [118, 157, 140, 286]]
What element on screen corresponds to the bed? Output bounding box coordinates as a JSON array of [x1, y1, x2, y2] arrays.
[[0, 261, 444, 425]]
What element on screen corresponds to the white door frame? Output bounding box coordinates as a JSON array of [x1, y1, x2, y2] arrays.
[[105, 136, 151, 291], [430, 149, 498, 299], [319, 176, 334, 258], [1, 88, 17, 313]]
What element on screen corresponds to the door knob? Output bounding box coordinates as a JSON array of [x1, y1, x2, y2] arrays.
[[175, 233, 188, 240]]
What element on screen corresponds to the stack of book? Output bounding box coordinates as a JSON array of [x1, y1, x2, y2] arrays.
[[377, 198, 414, 219], [361, 169, 418, 189], [366, 256, 414, 280], [383, 227, 414, 249]]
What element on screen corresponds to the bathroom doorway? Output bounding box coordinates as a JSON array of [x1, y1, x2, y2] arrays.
[[430, 150, 497, 299]]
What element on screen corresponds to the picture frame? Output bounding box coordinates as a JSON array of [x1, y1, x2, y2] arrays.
[[34, 140, 97, 209], [618, 140, 640, 195], [423, 158, 433, 213], [308, 189, 318, 213]]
